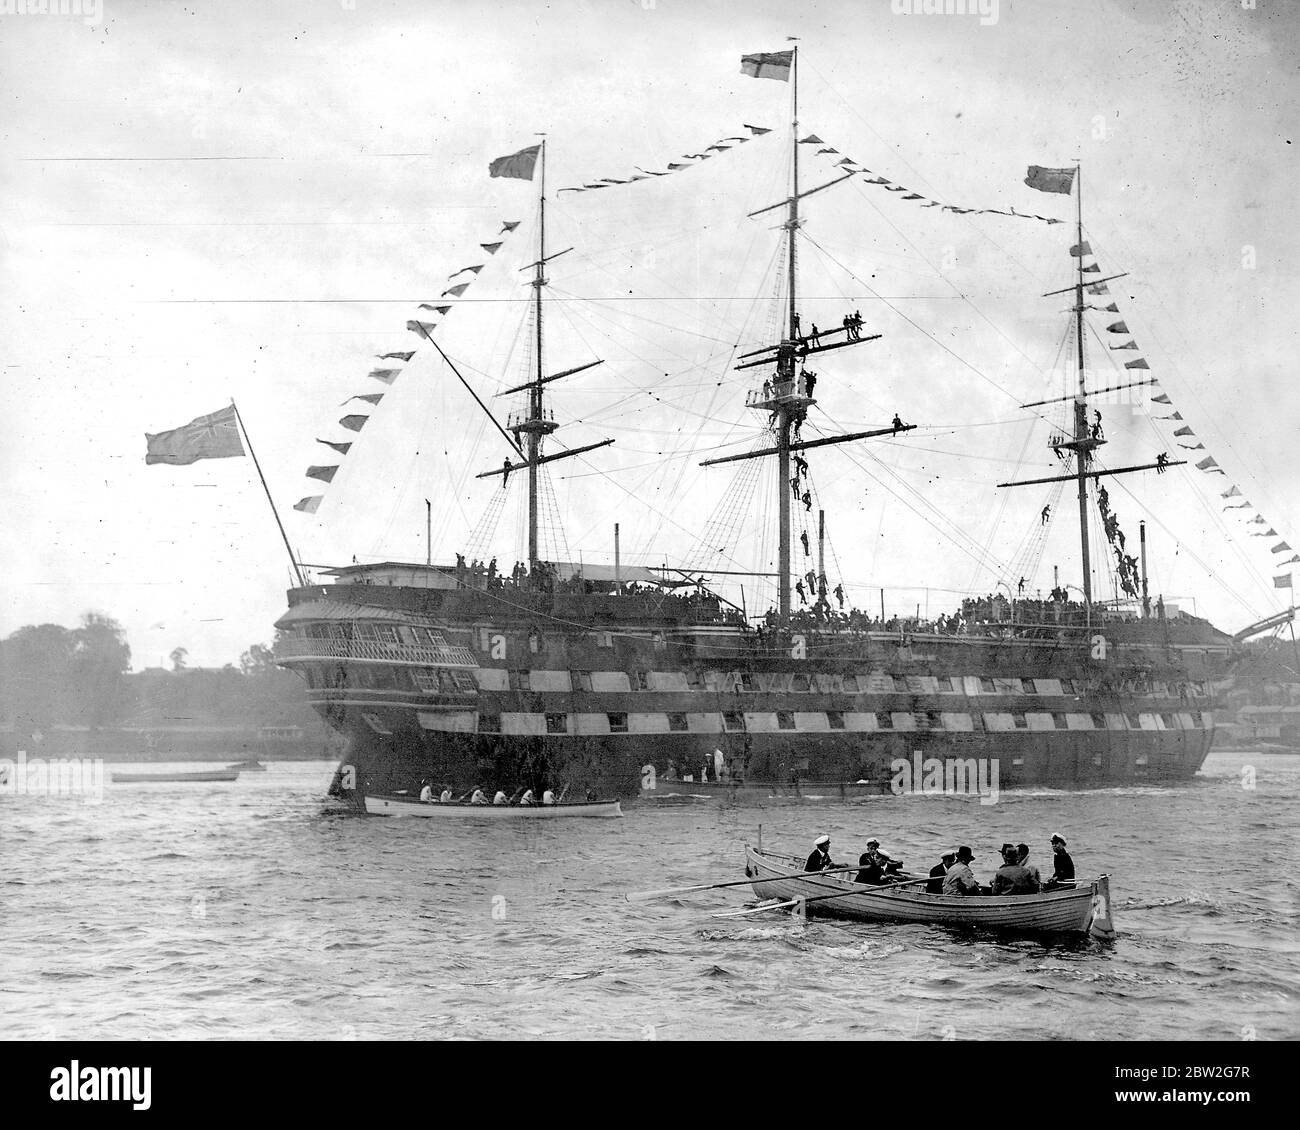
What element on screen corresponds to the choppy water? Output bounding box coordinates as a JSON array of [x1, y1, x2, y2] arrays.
[[1, 751, 1296, 1040]]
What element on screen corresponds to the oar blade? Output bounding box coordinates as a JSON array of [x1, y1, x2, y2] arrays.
[[711, 898, 800, 920], [625, 883, 716, 902]]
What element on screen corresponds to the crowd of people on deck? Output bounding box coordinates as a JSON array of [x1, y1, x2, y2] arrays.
[[414, 780, 597, 806], [804, 833, 1076, 894], [446, 555, 746, 621]]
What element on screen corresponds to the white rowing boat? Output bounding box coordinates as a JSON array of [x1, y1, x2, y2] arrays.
[[364, 793, 623, 819], [111, 768, 241, 783], [745, 845, 1114, 936]]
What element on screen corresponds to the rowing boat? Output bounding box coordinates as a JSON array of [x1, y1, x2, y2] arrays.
[[111, 768, 241, 783], [744, 845, 1114, 936], [363, 793, 623, 819]]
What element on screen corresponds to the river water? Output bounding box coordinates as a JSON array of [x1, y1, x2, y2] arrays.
[[1, 750, 1296, 1041]]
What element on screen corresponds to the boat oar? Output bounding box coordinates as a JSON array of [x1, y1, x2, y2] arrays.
[[711, 875, 934, 919], [626, 863, 879, 903]]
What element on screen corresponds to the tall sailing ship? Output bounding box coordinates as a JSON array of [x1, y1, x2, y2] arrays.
[[270, 49, 1283, 804]]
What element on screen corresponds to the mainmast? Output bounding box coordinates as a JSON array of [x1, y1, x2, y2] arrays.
[[702, 46, 908, 619], [775, 47, 799, 619]]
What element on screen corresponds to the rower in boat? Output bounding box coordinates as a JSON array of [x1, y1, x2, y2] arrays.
[[492, 790, 508, 805], [804, 834, 835, 872], [927, 849, 957, 894], [1017, 843, 1042, 889], [519, 789, 535, 806], [542, 788, 556, 805], [941, 846, 981, 895], [991, 843, 1041, 895], [419, 780, 433, 803], [854, 839, 889, 884], [439, 786, 453, 803], [1044, 833, 1075, 889], [469, 787, 488, 805]]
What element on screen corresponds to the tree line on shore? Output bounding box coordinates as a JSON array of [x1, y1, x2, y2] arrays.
[[1, 613, 319, 736]]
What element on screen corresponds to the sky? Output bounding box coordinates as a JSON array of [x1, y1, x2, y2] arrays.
[[2, 0, 1297, 669]]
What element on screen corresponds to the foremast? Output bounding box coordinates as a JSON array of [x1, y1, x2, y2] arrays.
[[999, 163, 1184, 607], [475, 139, 613, 572]]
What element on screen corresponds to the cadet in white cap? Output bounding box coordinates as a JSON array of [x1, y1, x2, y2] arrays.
[[804, 834, 835, 873], [1048, 834, 1075, 886]]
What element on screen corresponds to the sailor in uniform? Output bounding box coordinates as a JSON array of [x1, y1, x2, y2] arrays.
[[1046, 834, 1075, 887], [854, 838, 893, 884], [804, 834, 835, 872]]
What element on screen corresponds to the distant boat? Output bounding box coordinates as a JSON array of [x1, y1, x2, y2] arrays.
[[745, 845, 1114, 936], [363, 793, 622, 819], [111, 768, 241, 783], [229, 759, 268, 772]]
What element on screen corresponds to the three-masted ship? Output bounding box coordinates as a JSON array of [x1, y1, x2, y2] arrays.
[[273, 50, 1234, 803]]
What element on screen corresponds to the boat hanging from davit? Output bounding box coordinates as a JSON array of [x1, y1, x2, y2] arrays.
[[269, 47, 1293, 806]]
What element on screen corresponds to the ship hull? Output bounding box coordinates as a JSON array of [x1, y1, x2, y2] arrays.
[[277, 579, 1226, 804], [326, 719, 1213, 803]]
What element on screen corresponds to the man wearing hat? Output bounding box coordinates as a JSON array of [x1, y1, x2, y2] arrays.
[[941, 846, 981, 895], [991, 842, 1040, 895], [854, 839, 891, 885], [1046, 834, 1075, 888], [927, 849, 957, 894], [805, 834, 835, 873]]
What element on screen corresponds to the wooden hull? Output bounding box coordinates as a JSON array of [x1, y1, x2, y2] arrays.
[[111, 769, 241, 783], [364, 794, 623, 818], [745, 846, 1114, 935]]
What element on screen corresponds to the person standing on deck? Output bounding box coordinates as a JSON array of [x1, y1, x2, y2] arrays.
[[805, 834, 835, 873], [927, 849, 957, 894], [942, 846, 981, 895]]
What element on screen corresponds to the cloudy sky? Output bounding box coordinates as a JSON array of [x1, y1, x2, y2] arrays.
[[2, 0, 1296, 668]]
